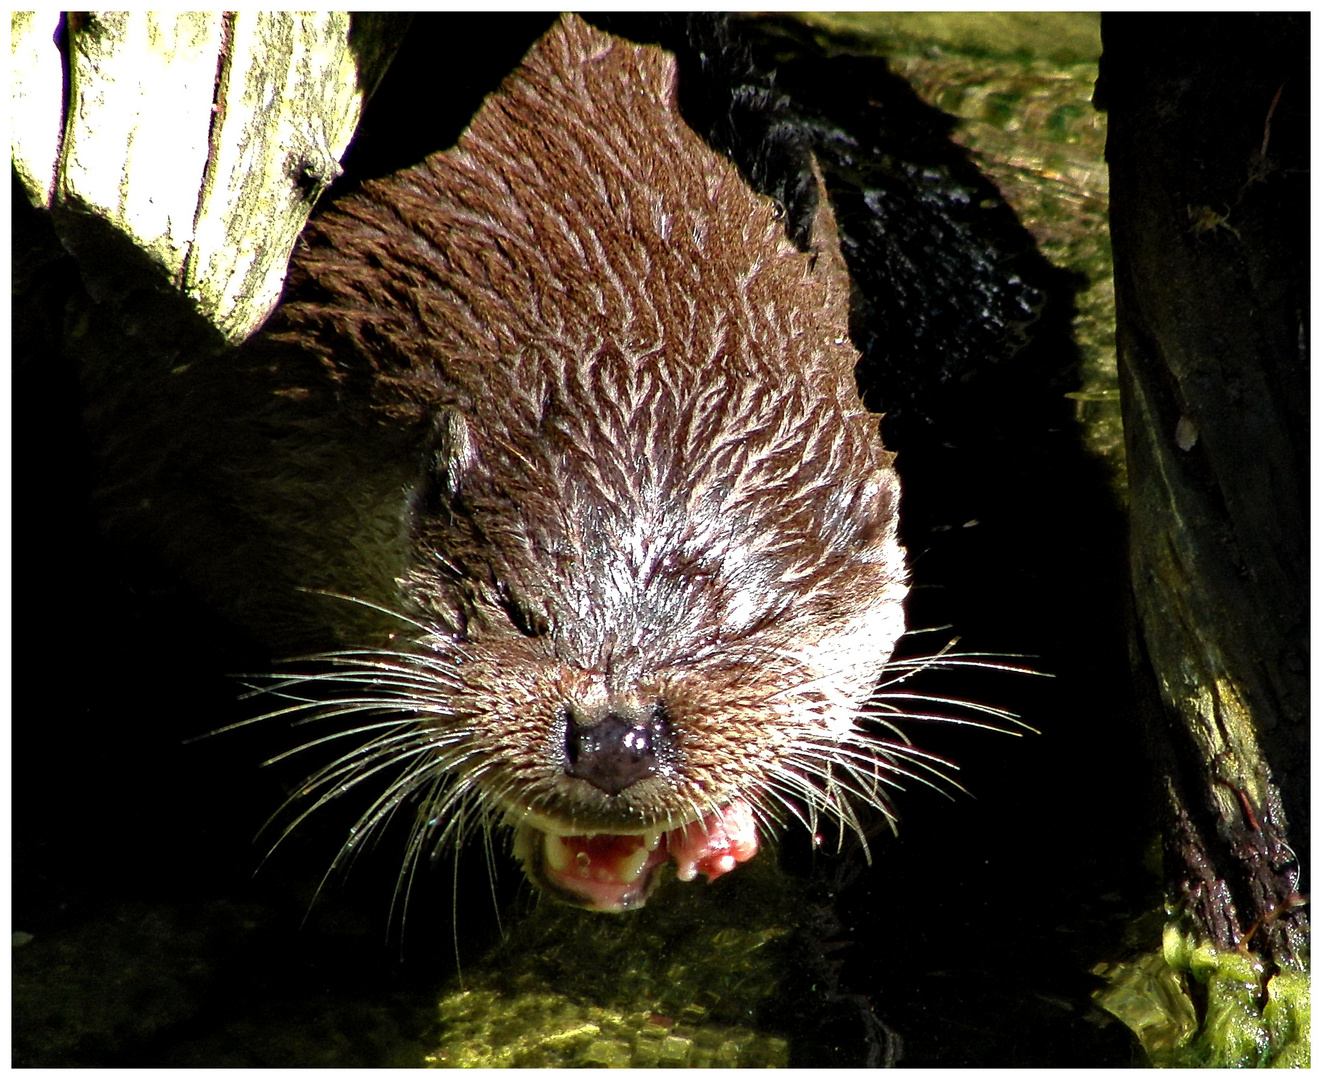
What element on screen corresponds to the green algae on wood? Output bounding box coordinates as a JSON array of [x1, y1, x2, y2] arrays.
[[1094, 922, 1310, 1067]]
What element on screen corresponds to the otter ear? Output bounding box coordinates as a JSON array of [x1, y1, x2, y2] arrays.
[[805, 154, 853, 329]]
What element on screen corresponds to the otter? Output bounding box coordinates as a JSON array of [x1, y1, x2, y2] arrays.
[[96, 15, 918, 912]]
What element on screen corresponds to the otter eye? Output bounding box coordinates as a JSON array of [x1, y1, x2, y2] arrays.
[[412, 407, 472, 515], [498, 590, 548, 637]]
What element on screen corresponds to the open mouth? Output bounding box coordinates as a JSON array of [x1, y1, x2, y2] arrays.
[[512, 800, 760, 912]]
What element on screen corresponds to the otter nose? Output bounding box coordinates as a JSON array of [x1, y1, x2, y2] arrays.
[[564, 707, 671, 795]]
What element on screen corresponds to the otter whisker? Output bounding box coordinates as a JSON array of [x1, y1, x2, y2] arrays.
[[279, 703, 451, 734], [248, 675, 461, 710], [266, 727, 467, 831], [761, 758, 876, 843], [300, 769, 478, 920], [741, 789, 794, 836], [265, 719, 446, 761], [319, 757, 470, 874], [302, 659, 468, 692], [876, 632, 1040, 677], [267, 747, 442, 849], [828, 744, 965, 798], [387, 780, 473, 877], [253, 689, 444, 723], [764, 728, 966, 831], [866, 690, 1028, 726], [272, 644, 466, 672], [776, 753, 892, 821], [212, 663, 465, 741], [389, 780, 449, 930], [265, 720, 460, 768], [860, 704, 1027, 736], [391, 780, 496, 932], [879, 652, 1040, 677], [292, 588, 457, 643]]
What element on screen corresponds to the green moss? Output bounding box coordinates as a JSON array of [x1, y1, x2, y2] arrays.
[[424, 862, 797, 1068], [1095, 925, 1310, 1067], [794, 12, 1103, 66], [1264, 971, 1311, 1068]]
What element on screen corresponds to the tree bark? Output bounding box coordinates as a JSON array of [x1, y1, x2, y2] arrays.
[[1100, 13, 1308, 969]]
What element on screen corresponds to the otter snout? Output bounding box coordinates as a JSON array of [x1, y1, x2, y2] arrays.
[[562, 703, 675, 796]]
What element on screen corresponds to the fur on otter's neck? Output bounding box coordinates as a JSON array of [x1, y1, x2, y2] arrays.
[[240, 14, 909, 911]]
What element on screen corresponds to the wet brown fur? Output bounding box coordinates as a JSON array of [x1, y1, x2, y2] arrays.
[[99, 16, 912, 869], [257, 16, 907, 834]]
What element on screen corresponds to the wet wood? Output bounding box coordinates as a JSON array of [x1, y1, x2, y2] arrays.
[[1099, 13, 1308, 967]]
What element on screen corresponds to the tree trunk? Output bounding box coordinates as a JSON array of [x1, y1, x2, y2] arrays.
[[1099, 12, 1308, 971]]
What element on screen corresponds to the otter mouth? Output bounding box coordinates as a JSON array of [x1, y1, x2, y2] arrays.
[[511, 800, 760, 912]]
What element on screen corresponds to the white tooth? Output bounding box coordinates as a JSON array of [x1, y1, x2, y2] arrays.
[[544, 834, 571, 873], [619, 842, 651, 883], [511, 825, 536, 863], [644, 830, 663, 851]]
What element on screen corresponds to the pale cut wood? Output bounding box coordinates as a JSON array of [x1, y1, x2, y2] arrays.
[[58, 11, 224, 281], [21, 12, 402, 342], [184, 11, 384, 339], [11, 11, 71, 208]]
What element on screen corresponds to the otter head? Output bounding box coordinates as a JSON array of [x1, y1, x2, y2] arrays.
[[267, 15, 908, 911]]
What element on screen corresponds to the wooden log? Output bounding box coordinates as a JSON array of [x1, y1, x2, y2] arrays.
[[12, 11, 407, 342], [10, 12, 66, 207], [1099, 12, 1308, 970]]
